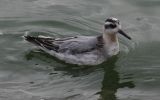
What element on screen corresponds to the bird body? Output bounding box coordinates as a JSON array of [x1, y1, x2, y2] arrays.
[[24, 17, 131, 65]]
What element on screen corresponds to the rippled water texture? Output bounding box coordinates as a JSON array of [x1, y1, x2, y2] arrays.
[[0, 0, 160, 100]]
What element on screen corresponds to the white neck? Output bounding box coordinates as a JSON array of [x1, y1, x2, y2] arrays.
[[102, 33, 119, 56]]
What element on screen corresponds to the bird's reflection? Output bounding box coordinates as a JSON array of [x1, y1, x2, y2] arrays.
[[25, 50, 135, 100], [98, 56, 135, 100]]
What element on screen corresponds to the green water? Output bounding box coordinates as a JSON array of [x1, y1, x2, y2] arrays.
[[0, 0, 160, 100]]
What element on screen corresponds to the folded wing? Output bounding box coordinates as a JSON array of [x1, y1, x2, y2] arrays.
[[24, 35, 103, 54]]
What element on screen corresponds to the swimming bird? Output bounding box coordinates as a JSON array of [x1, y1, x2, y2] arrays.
[[24, 17, 131, 65]]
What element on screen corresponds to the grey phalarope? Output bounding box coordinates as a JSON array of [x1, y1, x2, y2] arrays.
[[24, 17, 131, 65]]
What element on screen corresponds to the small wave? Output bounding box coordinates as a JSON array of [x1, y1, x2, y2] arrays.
[[0, 30, 3, 35]]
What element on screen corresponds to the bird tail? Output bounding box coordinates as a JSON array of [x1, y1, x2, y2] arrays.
[[24, 35, 59, 51], [24, 35, 41, 46]]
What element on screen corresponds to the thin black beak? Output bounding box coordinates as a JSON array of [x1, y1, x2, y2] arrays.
[[118, 29, 131, 40]]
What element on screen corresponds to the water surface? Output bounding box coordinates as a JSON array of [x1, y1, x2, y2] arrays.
[[0, 0, 160, 100]]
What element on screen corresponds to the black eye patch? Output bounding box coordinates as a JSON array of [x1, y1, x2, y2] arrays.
[[105, 24, 117, 29], [110, 24, 116, 28]]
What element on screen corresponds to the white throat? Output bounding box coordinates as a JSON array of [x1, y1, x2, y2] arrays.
[[102, 33, 119, 56]]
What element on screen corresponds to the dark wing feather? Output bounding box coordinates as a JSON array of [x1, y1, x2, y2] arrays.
[[24, 35, 79, 52], [24, 35, 59, 51]]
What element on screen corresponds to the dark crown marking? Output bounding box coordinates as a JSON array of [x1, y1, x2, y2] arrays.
[[105, 18, 119, 24]]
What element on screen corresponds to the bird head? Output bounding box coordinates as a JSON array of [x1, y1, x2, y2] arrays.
[[104, 17, 131, 40]]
